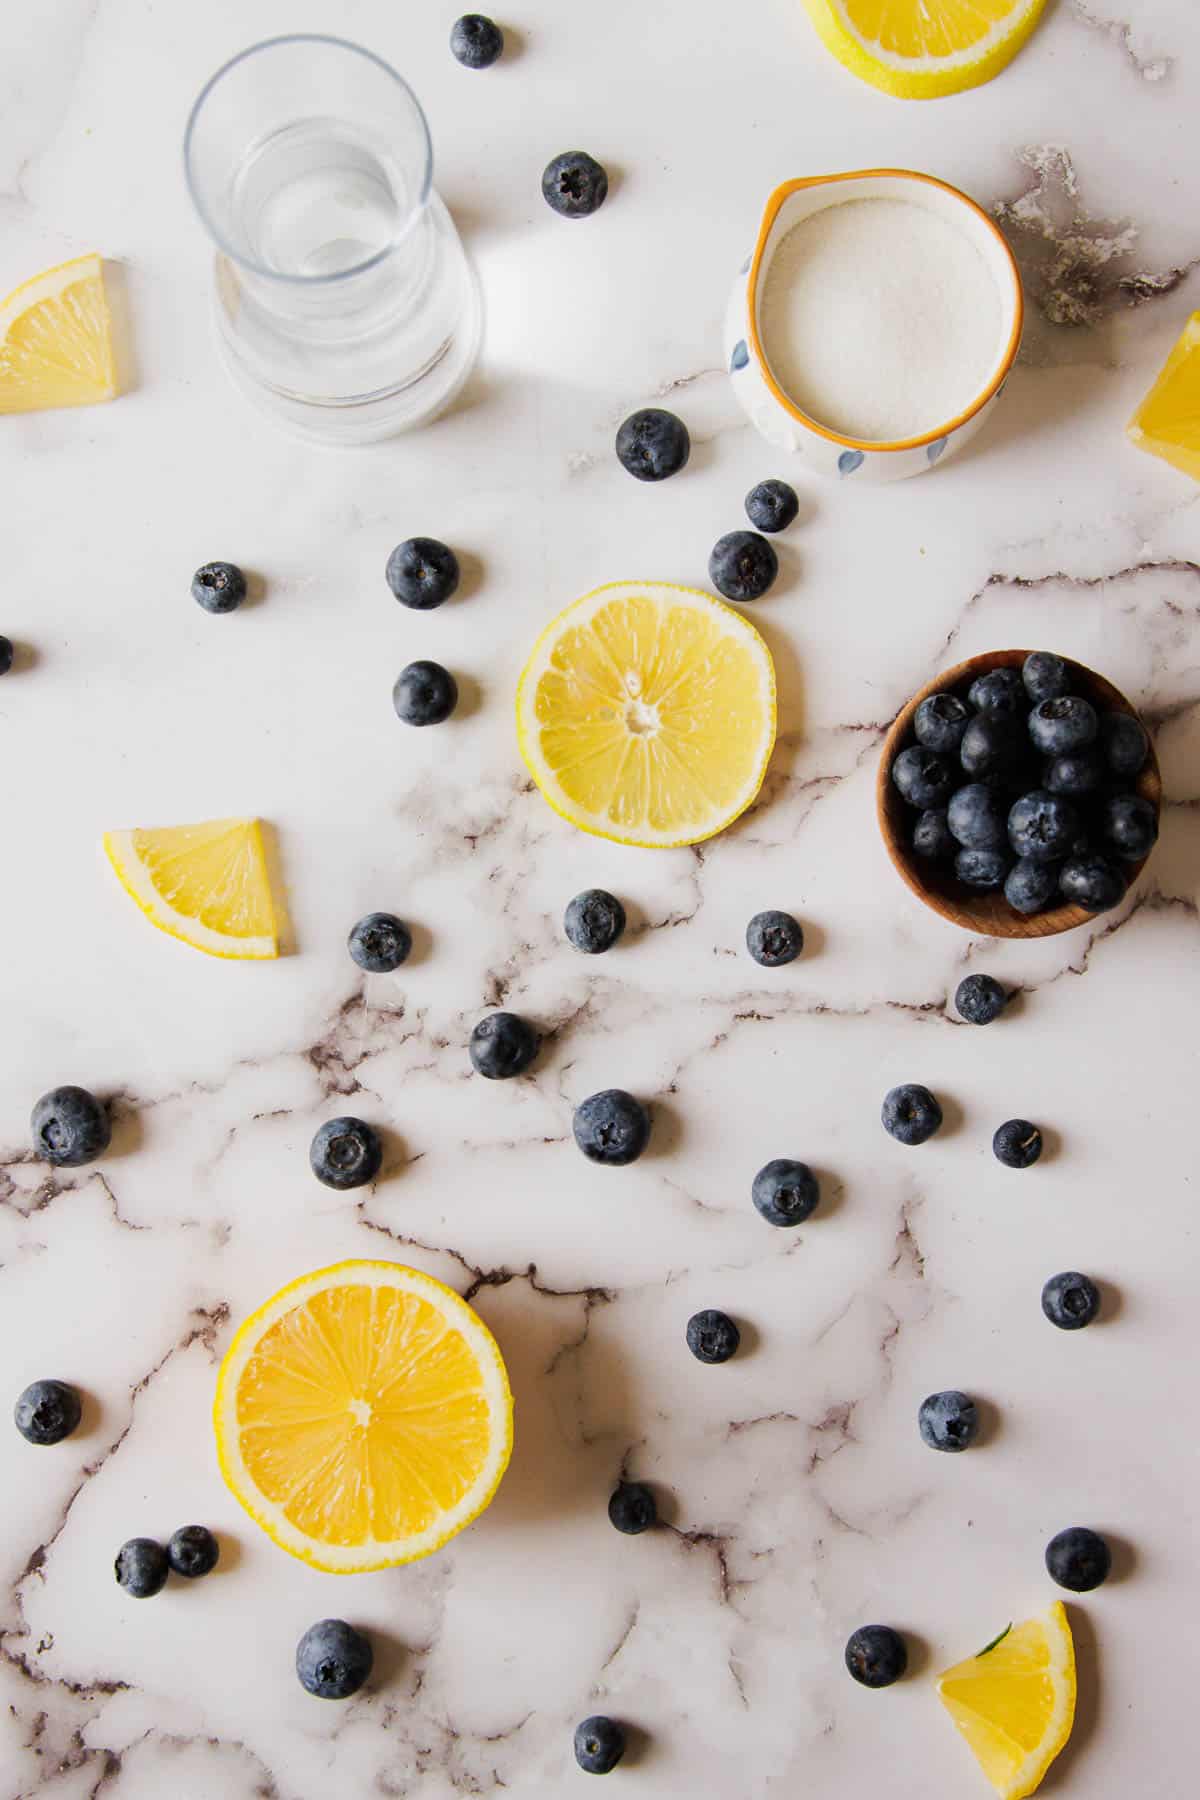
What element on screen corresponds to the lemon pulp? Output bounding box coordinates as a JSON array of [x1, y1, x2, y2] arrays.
[[1128, 311, 1200, 481], [0, 253, 117, 413], [214, 1261, 513, 1572], [516, 580, 776, 848], [103, 818, 279, 959], [937, 1603, 1076, 1799], [801, 0, 1048, 99]]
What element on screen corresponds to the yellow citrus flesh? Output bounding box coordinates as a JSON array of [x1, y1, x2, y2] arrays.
[[802, 0, 1047, 98], [516, 581, 776, 848], [103, 818, 280, 960], [214, 1261, 513, 1572], [0, 253, 117, 413], [1128, 311, 1200, 481], [937, 1603, 1076, 1799]]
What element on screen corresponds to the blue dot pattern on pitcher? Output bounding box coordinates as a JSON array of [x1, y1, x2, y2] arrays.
[[838, 449, 864, 477], [927, 436, 949, 465], [730, 339, 749, 372]]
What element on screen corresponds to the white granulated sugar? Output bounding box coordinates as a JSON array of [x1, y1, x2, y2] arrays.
[[760, 197, 1006, 443]]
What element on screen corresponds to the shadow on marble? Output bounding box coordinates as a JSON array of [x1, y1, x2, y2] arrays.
[[105, 1095, 144, 1159], [451, 671, 486, 724], [1041, 1604, 1101, 1792], [1036, 1122, 1064, 1165], [398, 921, 435, 969], [5, 639, 41, 675], [643, 1095, 683, 1161], [1102, 1530, 1138, 1584], [76, 1386, 103, 1440], [970, 1394, 1003, 1449], [731, 1315, 761, 1358], [241, 570, 269, 611], [362, 1623, 408, 1690], [103, 259, 141, 397], [209, 1532, 244, 1578], [896, 1628, 933, 1681], [454, 550, 486, 606], [374, 1125, 410, 1187], [809, 1169, 845, 1224], [767, 539, 802, 602], [934, 1091, 965, 1140], [1093, 1276, 1124, 1325], [259, 822, 297, 956]]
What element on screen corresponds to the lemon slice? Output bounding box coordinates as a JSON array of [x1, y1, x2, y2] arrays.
[[1128, 311, 1200, 481], [801, 0, 1048, 99], [0, 253, 117, 414], [516, 580, 776, 849], [103, 817, 279, 960], [937, 1603, 1076, 1798], [214, 1260, 513, 1573]]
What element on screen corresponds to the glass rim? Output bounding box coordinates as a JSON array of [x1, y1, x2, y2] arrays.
[[182, 33, 434, 286]]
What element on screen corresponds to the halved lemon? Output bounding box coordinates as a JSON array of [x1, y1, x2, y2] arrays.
[[937, 1603, 1076, 1798], [0, 253, 117, 414], [214, 1260, 514, 1573], [103, 817, 279, 960], [1128, 311, 1200, 482], [801, 0, 1048, 99], [516, 580, 776, 848]]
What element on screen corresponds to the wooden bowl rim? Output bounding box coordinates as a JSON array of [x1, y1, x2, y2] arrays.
[[876, 649, 1162, 938]]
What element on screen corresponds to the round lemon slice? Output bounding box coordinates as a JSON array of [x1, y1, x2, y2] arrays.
[[0, 253, 117, 414], [802, 0, 1048, 100], [516, 581, 777, 849], [937, 1602, 1076, 1799], [103, 817, 279, 960], [214, 1260, 514, 1573]]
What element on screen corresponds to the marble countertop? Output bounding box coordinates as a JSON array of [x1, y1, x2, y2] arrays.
[[3, 2, 1199, 1795]]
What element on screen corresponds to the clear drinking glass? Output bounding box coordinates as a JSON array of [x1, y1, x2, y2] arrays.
[[183, 35, 482, 444]]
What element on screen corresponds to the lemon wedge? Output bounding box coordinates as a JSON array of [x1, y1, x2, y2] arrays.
[[937, 1603, 1076, 1798], [214, 1260, 513, 1573], [103, 818, 279, 960], [516, 580, 776, 849], [801, 0, 1048, 99], [0, 253, 117, 414], [1128, 311, 1200, 481]]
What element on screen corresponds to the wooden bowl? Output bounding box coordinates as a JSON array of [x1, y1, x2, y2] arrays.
[[877, 650, 1161, 938]]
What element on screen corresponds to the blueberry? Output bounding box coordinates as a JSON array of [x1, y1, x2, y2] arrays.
[[574, 1716, 626, 1775], [968, 667, 1026, 720], [1028, 695, 1098, 755], [955, 974, 1007, 1026], [1045, 1526, 1111, 1592], [1100, 792, 1158, 862], [913, 693, 970, 755], [1099, 710, 1149, 778], [1044, 751, 1102, 798], [542, 150, 608, 219], [1023, 652, 1070, 704], [450, 14, 504, 67], [564, 889, 626, 954], [14, 1379, 81, 1446], [296, 1619, 373, 1699], [0, 635, 12, 675], [881, 1084, 942, 1146], [309, 1117, 383, 1189], [30, 1087, 110, 1167], [115, 1537, 168, 1598], [469, 1012, 539, 1080], [686, 1309, 740, 1364], [1041, 1270, 1101, 1331], [167, 1525, 220, 1579], [912, 809, 955, 861], [573, 1089, 650, 1165], [1059, 850, 1125, 913], [947, 782, 1008, 849], [955, 846, 1012, 890], [385, 537, 460, 609], [752, 1158, 818, 1227], [891, 746, 954, 810], [614, 407, 690, 481], [745, 909, 803, 966], [191, 561, 246, 614], [393, 659, 458, 725], [709, 530, 778, 602], [348, 912, 412, 973], [608, 1480, 656, 1534], [844, 1624, 907, 1689], [918, 1390, 978, 1453], [993, 1118, 1043, 1169], [744, 478, 799, 533], [960, 714, 1023, 777], [1008, 790, 1080, 862], [1005, 856, 1059, 915]]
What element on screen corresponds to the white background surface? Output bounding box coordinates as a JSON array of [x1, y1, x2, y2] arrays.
[[1, 2, 1199, 1795]]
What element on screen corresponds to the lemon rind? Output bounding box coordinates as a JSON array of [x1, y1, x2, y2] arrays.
[[936, 1601, 1076, 1800], [103, 822, 280, 961], [802, 0, 1048, 99], [0, 252, 117, 412], [515, 579, 777, 850], [213, 1259, 514, 1574]]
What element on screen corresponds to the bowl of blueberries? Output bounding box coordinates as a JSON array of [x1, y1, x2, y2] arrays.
[[877, 649, 1161, 937]]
